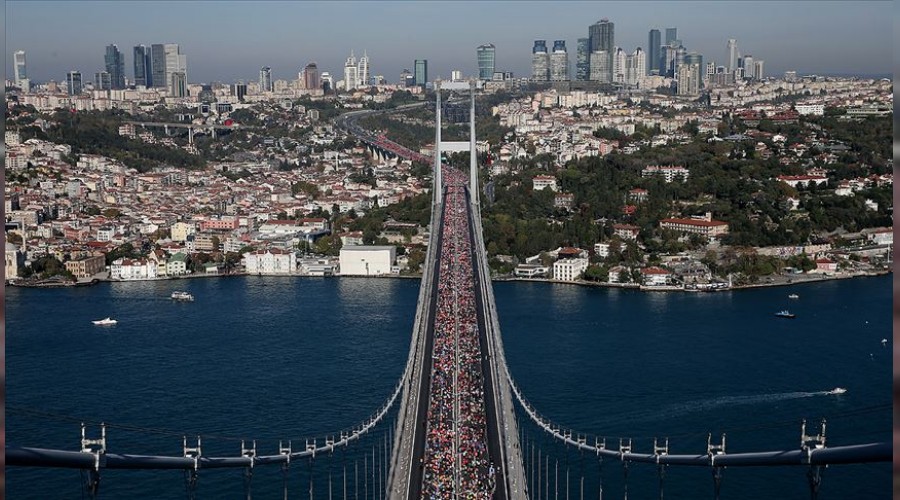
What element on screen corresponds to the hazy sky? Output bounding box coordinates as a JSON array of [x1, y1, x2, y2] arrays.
[[6, 1, 892, 85]]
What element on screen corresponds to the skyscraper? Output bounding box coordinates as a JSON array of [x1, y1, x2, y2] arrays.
[[133, 45, 152, 87], [67, 70, 83, 95], [589, 51, 609, 82], [170, 72, 187, 98], [742, 55, 754, 79], [531, 40, 549, 81], [104, 44, 125, 89], [647, 29, 661, 75], [588, 19, 614, 82], [302, 62, 320, 91], [400, 69, 414, 87], [259, 66, 273, 92], [726, 39, 738, 72], [677, 63, 700, 96], [575, 38, 590, 80], [151, 44, 187, 93], [625, 48, 646, 87], [549, 40, 569, 81], [754, 60, 765, 80], [14, 50, 27, 88], [665, 27, 678, 46], [344, 51, 358, 91], [357, 51, 370, 88], [414, 59, 428, 87], [234, 82, 247, 101], [612, 47, 627, 85], [476, 44, 496, 81], [94, 71, 111, 91]]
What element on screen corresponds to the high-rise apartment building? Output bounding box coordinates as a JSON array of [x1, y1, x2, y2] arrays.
[[647, 29, 661, 75], [170, 72, 187, 97], [234, 82, 247, 101], [133, 45, 152, 87], [665, 27, 678, 46], [677, 63, 700, 96], [14, 50, 28, 89], [705, 62, 716, 83], [151, 44, 186, 93], [726, 39, 738, 72], [94, 71, 111, 90], [612, 47, 627, 85], [477, 44, 496, 80], [588, 19, 614, 82], [400, 69, 414, 87], [531, 40, 550, 81], [589, 51, 609, 82], [684, 52, 703, 70], [575, 38, 590, 80], [754, 60, 764, 80], [302, 62, 319, 90], [104, 44, 125, 89], [625, 48, 646, 87], [549, 40, 569, 81], [450, 70, 463, 82], [344, 52, 358, 91], [67, 70, 83, 95], [742, 55, 754, 79], [414, 59, 428, 87], [259, 66, 273, 92], [357, 51, 370, 88]]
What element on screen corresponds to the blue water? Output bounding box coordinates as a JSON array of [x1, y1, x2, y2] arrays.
[[6, 275, 892, 499]]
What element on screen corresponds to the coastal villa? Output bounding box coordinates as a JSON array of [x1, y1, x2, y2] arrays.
[[552, 247, 589, 282], [243, 248, 296, 275], [640, 266, 672, 286], [109, 258, 158, 280], [814, 258, 838, 274]]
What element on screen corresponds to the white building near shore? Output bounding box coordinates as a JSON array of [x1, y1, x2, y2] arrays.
[[243, 248, 296, 275], [339, 245, 395, 276]]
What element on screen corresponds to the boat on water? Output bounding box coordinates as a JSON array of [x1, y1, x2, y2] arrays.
[[828, 387, 847, 395], [171, 291, 195, 302], [92, 317, 117, 326], [774, 310, 796, 319], [788, 294, 799, 299]]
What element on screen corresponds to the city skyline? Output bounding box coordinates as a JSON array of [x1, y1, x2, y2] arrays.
[[6, 1, 892, 85]]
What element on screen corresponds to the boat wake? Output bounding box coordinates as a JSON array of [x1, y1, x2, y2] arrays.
[[601, 389, 843, 427]]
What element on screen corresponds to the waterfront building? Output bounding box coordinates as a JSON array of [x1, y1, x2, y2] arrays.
[[259, 66, 273, 92], [477, 44, 496, 81], [244, 248, 296, 275], [339, 245, 396, 276], [133, 45, 152, 87], [64, 255, 106, 279], [109, 258, 158, 280], [66, 70, 83, 95], [549, 40, 569, 81], [647, 29, 661, 75], [166, 252, 189, 276], [553, 254, 589, 282], [104, 44, 126, 89], [640, 266, 672, 286], [5, 243, 24, 280], [531, 40, 549, 81], [414, 59, 428, 87]]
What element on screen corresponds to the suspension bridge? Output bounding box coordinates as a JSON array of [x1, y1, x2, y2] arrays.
[[6, 80, 891, 499]]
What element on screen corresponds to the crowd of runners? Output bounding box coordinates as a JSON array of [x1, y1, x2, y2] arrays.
[[421, 173, 493, 499]]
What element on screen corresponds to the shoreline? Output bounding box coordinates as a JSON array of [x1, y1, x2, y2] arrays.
[[7, 268, 890, 292]]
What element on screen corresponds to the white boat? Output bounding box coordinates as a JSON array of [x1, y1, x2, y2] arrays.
[[171, 291, 195, 302], [788, 293, 799, 299], [828, 387, 847, 395], [92, 317, 117, 326]]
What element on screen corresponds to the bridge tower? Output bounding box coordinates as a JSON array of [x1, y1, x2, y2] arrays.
[[433, 80, 442, 207]]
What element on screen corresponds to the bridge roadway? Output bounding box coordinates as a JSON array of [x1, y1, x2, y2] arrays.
[[387, 173, 525, 500]]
